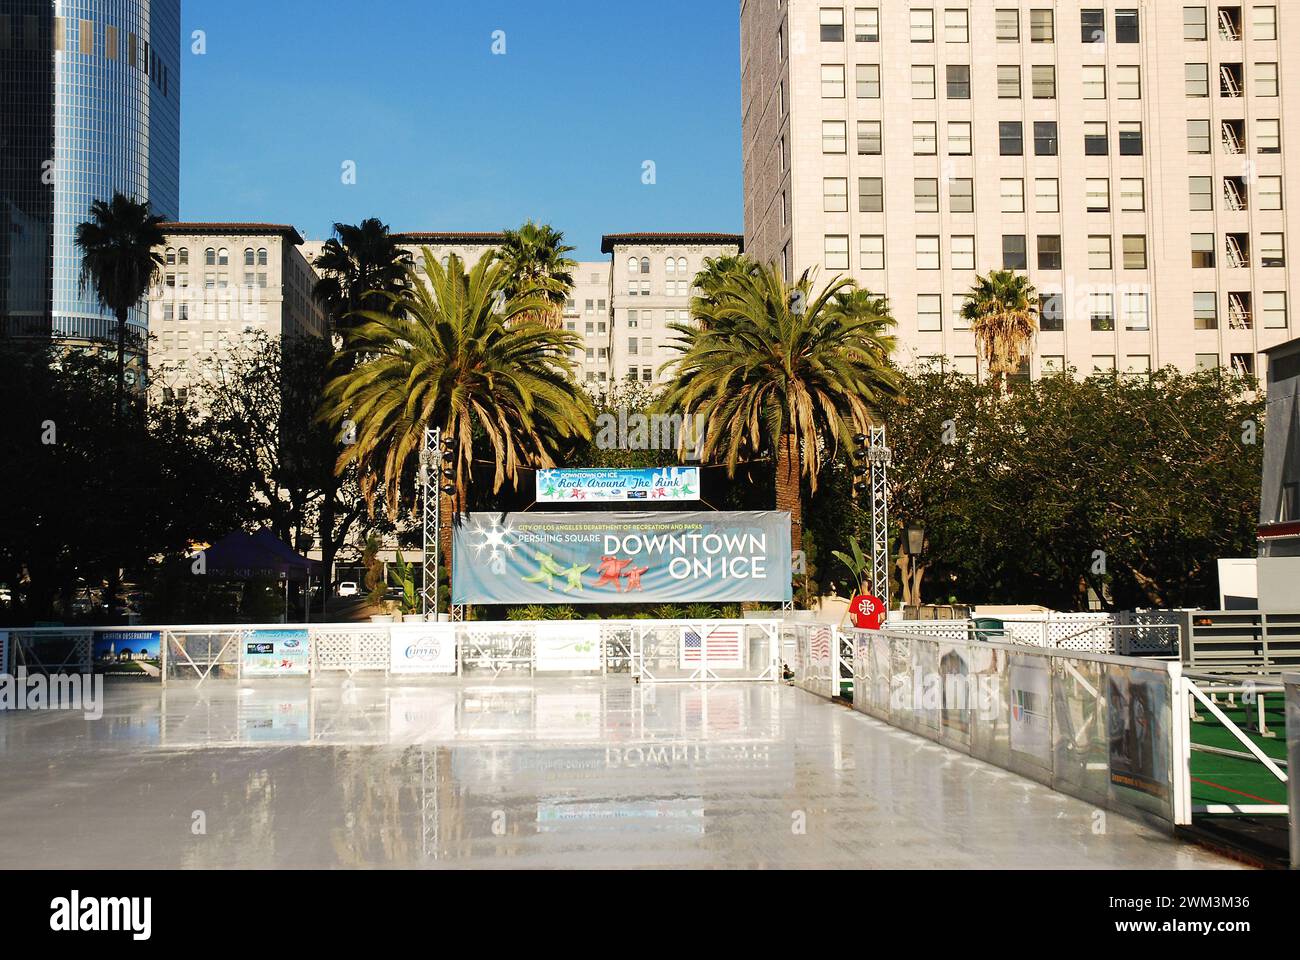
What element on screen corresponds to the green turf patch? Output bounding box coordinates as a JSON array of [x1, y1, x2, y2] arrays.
[[1188, 700, 1288, 809]]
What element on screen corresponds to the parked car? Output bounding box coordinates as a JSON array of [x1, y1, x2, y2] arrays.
[[337, 581, 359, 597]]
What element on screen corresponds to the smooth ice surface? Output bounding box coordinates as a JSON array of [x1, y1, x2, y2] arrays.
[[0, 679, 1239, 869]]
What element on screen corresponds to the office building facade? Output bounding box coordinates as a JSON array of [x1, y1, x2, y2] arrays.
[[741, 1, 1296, 377], [0, 0, 180, 350]]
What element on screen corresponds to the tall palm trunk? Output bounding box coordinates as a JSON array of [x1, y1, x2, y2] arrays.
[[115, 307, 128, 419], [436, 486, 456, 616], [775, 432, 803, 553]]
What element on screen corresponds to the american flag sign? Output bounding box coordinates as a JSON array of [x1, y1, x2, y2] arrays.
[[679, 624, 744, 669]]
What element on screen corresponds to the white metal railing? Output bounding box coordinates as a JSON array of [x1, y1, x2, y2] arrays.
[[3, 620, 780, 686]]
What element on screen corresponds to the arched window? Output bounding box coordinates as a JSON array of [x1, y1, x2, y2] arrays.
[[640, 257, 650, 274], [257, 248, 268, 266], [217, 248, 229, 266], [665, 257, 676, 274], [627, 257, 638, 274], [204, 248, 215, 266], [178, 248, 189, 265], [165, 247, 176, 265], [244, 248, 255, 266], [677, 257, 687, 273]]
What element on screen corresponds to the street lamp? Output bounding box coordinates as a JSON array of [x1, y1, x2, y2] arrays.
[[905, 522, 926, 557]]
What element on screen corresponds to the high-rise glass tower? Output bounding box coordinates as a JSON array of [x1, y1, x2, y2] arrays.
[[0, 0, 180, 348]]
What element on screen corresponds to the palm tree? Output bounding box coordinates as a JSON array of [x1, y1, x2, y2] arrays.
[[311, 218, 412, 341], [960, 269, 1039, 396], [319, 248, 593, 571], [74, 193, 166, 416], [495, 221, 577, 328], [689, 254, 761, 326], [659, 263, 900, 551]]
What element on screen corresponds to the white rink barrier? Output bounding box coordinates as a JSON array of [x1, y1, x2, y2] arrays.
[[3, 620, 780, 685], [845, 628, 1192, 828], [884, 611, 1181, 656]]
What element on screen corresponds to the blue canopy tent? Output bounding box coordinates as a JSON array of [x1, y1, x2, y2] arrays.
[[197, 530, 320, 622]]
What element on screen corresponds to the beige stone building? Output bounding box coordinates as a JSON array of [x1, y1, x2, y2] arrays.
[[600, 233, 745, 385], [148, 223, 325, 398], [741, 1, 1296, 378]]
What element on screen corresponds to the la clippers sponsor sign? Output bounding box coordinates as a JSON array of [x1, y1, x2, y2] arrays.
[[390, 623, 456, 674]]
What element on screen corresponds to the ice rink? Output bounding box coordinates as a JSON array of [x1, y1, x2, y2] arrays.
[[0, 678, 1239, 868]]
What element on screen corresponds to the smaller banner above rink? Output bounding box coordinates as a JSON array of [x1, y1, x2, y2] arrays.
[[453, 511, 793, 605]]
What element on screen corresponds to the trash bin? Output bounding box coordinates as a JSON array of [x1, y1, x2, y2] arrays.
[[972, 617, 1004, 642]]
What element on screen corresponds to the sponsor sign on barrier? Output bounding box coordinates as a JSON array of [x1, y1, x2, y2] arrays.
[[536, 467, 700, 503], [678, 623, 745, 669], [389, 623, 457, 675], [1107, 666, 1170, 801], [242, 629, 309, 677], [92, 630, 162, 678], [534, 621, 602, 672], [453, 511, 792, 605]]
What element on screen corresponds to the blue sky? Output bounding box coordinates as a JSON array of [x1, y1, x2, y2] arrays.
[[179, 0, 743, 260]]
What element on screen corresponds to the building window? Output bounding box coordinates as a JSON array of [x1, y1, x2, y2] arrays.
[[918, 294, 943, 330], [825, 235, 850, 270], [1087, 178, 1110, 212], [914, 178, 939, 213], [1123, 235, 1148, 270], [257, 248, 268, 267], [1082, 65, 1106, 99], [999, 121, 1023, 155], [1254, 6, 1277, 41], [1116, 9, 1140, 42], [1120, 178, 1145, 211], [1090, 293, 1115, 331], [820, 7, 845, 42], [821, 64, 845, 98], [244, 248, 255, 266], [823, 120, 847, 153], [946, 64, 971, 99], [945, 8, 969, 43], [911, 64, 935, 99], [860, 234, 885, 270], [205, 248, 216, 266], [1084, 121, 1108, 155], [948, 121, 972, 155], [996, 9, 1020, 41], [859, 177, 884, 212], [1124, 293, 1149, 330], [1040, 293, 1064, 331], [1255, 62, 1279, 97], [1184, 6, 1207, 40], [1190, 233, 1215, 268], [1030, 9, 1055, 42], [913, 121, 937, 155], [1193, 292, 1218, 329], [950, 178, 974, 213], [1001, 178, 1025, 213], [1185, 63, 1209, 97], [1257, 118, 1280, 154], [1032, 64, 1056, 99], [824, 177, 849, 212], [856, 63, 881, 98], [1038, 235, 1062, 271], [855, 8, 880, 42], [917, 236, 941, 270], [1261, 292, 1287, 328], [1002, 234, 1027, 270], [1081, 8, 1105, 43], [1187, 119, 1211, 153], [857, 120, 882, 154], [1116, 65, 1141, 99], [1118, 122, 1143, 155], [951, 235, 975, 269], [1033, 121, 1057, 156], [1260, 233, 1285, 268], [998, 64, 1021, 98], [911, 8, 934, 42], [1258, 176, 1283, 210], [1035, 178, 1060, 213], [1189, 176, 1213, 211], [1088, 235, 1112, 270]]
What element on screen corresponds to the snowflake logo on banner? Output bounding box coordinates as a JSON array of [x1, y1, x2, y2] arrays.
[[469, 516, 518, 574]]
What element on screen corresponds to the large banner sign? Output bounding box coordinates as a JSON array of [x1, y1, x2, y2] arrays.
[[453, 511, 792, 605], [536, 467, 700, 503], [242, 629, 309, 677], [389, 623, 457, 675]]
